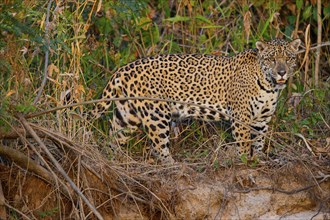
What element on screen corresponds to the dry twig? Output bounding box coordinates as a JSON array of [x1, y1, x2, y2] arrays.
[[314, 0, 322, 87], [33, 0, 53, 105], [300, 41, 330, 53], [294, 133, 316, 156], [0, 181, 6, 220], [17, 114, 104, 220], [4, 202, 30, 220]]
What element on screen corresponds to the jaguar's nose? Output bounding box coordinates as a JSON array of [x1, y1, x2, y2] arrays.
[[278, 70, 286, 76]]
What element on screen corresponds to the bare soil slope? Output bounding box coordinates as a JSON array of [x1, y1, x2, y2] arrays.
[[0, 128, 329, 219]]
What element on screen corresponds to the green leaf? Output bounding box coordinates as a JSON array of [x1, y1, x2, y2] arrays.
[[95, 17, 112, 35], [113, 36, 122, 48], [240, 153, 248, 164], [312, 6, 318, 21], [288, 15, 296, 24], [195, 15, 212, 24], [213, 160, 220, 170], [165, 15, 190, 23], [200, 25, 224, 29], [300, 119, 310, 126], [199, 34, 207, 43], [15, 104, 36, 113], [250, 157, 259, 168], [152, 25, 160, 44], [324, 4, 330, 18], [296, 0, 303, 10], [302, 5, 313, 20]]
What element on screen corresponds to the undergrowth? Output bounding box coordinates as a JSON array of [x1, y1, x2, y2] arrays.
[[0, 0, 329, 219]]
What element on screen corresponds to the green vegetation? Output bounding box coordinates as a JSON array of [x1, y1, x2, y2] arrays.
[[0, 0, 329, 218], [38, 207, 59, 218], [1, 2, 328, 111], [0, 0, 329, 165]]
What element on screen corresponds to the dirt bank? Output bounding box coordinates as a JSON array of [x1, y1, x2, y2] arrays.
[[1, 158, 329, 219]]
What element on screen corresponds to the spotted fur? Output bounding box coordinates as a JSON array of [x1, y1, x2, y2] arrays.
[[92, 39, 301, 164]]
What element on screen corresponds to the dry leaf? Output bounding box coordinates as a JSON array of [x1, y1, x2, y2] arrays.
[[48, 63, 59, 77], [6, 90, 16, 97], [243, 11, 251, 42], [74, 85, 85, 94], [96, 0, 102, 13]]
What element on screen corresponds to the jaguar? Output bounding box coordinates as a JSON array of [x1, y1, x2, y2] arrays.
[[92, 39, 301, 164]]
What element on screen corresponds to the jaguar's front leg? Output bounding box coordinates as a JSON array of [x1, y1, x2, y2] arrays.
[[251, 123, 269, 154], [231, 120, 253, 157]]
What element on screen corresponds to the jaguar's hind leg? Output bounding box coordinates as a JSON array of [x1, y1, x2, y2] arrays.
[[140, 101, 174, 164], [145, 123, 173, 164], [109, 104, 141, 157]]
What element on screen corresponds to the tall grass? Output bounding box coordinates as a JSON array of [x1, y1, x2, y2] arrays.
[[0, 0, 329, 163], [0, 0, 329, 218]]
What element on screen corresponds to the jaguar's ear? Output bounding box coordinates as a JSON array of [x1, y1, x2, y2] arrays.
[[289, 39, 301, 52], [256, 41, 267, 53]]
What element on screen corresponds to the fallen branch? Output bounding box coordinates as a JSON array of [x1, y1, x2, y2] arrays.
[[2, 120, 75, 202], [0, 127, 45, 139], [17, 124, 167, 214], [17, 114, 104, 220], [0, 144, 53, 182]]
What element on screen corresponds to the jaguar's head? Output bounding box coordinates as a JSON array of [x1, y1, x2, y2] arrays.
[[256, 39, 301, 89]]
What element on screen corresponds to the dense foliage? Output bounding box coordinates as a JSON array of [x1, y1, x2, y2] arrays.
[[1, 0, 329, 140], [0, 1, 329, 219]]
